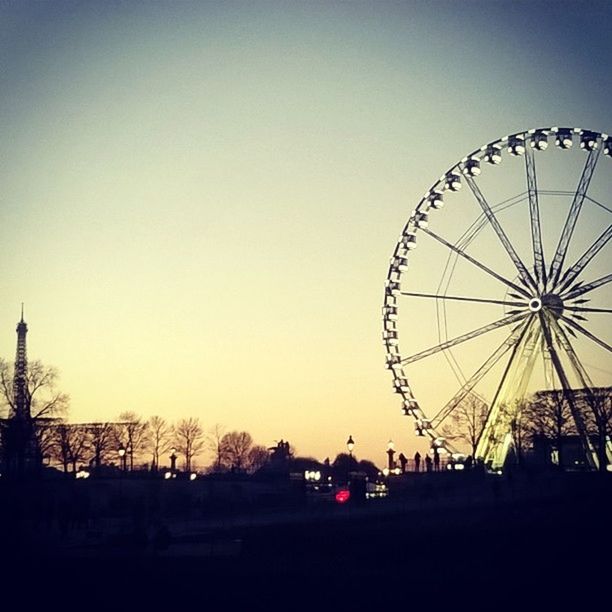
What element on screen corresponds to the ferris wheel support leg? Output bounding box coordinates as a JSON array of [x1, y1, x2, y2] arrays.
[[538, 313, 599, 470], [547, 314, 608, 470], [475, 316, 539, 470]]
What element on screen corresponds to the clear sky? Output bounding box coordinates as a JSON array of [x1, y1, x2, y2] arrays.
[[1, 0, 611, 466]]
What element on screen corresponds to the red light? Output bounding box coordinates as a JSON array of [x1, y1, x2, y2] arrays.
[[335, 489, 351, 504]]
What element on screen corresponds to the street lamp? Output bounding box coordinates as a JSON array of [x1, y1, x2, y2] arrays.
[[346, 435, 355, 457], [346, 435, 355, 484], [118, 446, 126, 472], [170, 447, 177, 474], [387, 439, 396, 472]]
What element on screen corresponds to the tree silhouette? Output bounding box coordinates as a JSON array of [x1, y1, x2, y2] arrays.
[[583, 388, 612, 472], [0, 359, 69, 421], [247, 444, 270, 473], [115, 411, 149, 470], [173, 417, 205, 472], [0, 358, 69, 475], [524, 389, 572, 468], [441, 393, 488, 459], [51, 424, 90, 473], [87, 422, 115, 470], [147, 415, 171, 471], [219, 431, 254, 471], [206, 423, 227, 472]]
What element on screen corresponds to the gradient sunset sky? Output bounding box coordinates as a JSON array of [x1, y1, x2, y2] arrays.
[[1, 1, 611, 466]]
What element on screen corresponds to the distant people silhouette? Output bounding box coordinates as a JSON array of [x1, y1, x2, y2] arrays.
[[433, 449, 440, 471], [425, 454, 432, 472], [398, 453, 407, 474], [414, 451, 421, 472]]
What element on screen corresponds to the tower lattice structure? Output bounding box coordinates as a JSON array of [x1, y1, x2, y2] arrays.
[[2, 306, 39, 476], [13, 305, 29, 419]]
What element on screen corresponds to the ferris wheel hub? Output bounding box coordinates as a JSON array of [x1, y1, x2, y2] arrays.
[[528, 297, 542, 312], [541, 293, 564, 317]]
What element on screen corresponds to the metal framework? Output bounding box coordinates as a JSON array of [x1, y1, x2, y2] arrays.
[[383, 127, 611, 471], [13, 304, 29, 419]]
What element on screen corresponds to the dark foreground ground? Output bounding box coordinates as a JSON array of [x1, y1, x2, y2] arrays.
[[3, 472, 610, 605]]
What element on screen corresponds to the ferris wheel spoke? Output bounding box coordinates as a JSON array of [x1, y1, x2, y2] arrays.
[[558, 314, 612, 354], [525, 147, 546, 287], [548, 147, 601, 288], [584, 195, 612, 215], [431, 321, 528, 428], [538, 312, 599, 469], [564, 306, 612, 314], [400, 291, 524, 308], [555, 223, 612, 293], [464, 174, 538, 293], [421, 227, 531, 298], [548, 315, 596, 389], [401, 312, 526, 365], [562, 273, 612, 300]]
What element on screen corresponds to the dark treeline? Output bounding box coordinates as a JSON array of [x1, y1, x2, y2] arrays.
[[23, 414, 287, 475], [443, 387, 612, 471]]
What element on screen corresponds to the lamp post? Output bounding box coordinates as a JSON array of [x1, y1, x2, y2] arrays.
[[346, 435, 355, 459], [170, 447, 177, 474], [346, 435, 355, 483], [387, 439, 396, 472], [117, 446, 126, 496]]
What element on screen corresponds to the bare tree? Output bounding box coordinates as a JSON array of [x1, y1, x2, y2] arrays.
[[583, 387, 612, 472], [509, 400, 530, 465], [115, 411, 149, 470], [220, 431, 254, 471], [173, 417, 205, 472], [441, 393, 488, 459], [0, 358, 69, 473], [206, 423, 227, 472], [34, 419, 57, 466], [147, 415, 172, 471], [87, 422, 115, 470], [525, 389, 573, 468], [247, 445, 270, 473], [51, 424, 90, 473], [0, 359, 69, 420]]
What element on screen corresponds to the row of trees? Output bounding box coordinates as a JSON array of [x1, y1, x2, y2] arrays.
[[0, 358, 273, 475], [442, 387, 612, 469], [0, 358, 379, 478], [37, 415, 272, 474]]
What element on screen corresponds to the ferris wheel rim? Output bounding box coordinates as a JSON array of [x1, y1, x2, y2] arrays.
[[383, 126, 611, 468]]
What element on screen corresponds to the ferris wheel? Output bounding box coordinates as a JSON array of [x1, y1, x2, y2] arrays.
[[383, 127, 611, 471]]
